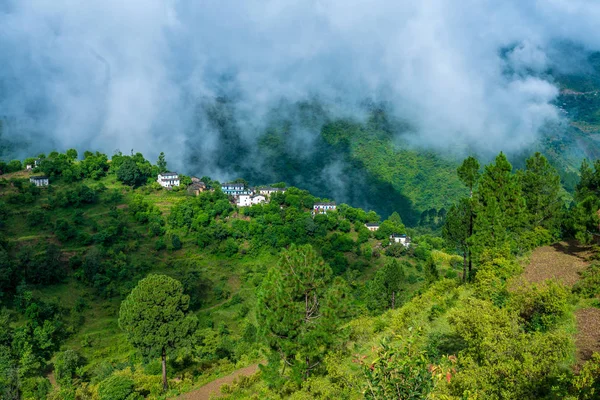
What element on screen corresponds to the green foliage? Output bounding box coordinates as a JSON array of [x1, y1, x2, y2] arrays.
[[571, 353, 600, 399], [157, 152, 167, 174], [119, 274, 198, 359], [119, 274, 198, 389], [97, 375, 135, 400], [374, 212, 405, 240], [81, 151, 110, 179], [509, 280, 569, 332], [257, 244, 351, 387], [54, 349, 83, 386], [384, 243, 407, 258], [365, 259, 405, 311], [520, 152, 562, 234], [440, 298, 573, 399], [114, 153, 152, 187], [424, 256, 439, 284], [66, 149, 78, 160], [443, 198, 470, 280], [359, 333, 434, 400], [457, 156, 481, 196], [573, 263, 600, 298], [171, 234, 182, 250]]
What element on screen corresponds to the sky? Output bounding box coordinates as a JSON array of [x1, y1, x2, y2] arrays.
[[1, 0, 600, 175]]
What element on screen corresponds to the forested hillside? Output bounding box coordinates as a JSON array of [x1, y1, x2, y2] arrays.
[[0, 149, 600, 399]]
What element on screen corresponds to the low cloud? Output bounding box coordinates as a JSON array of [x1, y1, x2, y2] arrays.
[[1, 0, 600, 176]]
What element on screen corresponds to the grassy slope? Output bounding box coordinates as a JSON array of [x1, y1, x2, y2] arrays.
[[2, 170, 444, 397]]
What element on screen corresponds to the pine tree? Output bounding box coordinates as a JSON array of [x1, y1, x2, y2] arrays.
[[519, 152, 562, 233], [443, 198, 470, 282], [456, 156, 481, 275], [474, 152, 528, 256], [366, 259, 405, 311], [118, 274, 198, 391], [257, 244, 350, 387], [457, 156, 481, 198], [157, 152, 167, 173], [424, 256, 439, 284]]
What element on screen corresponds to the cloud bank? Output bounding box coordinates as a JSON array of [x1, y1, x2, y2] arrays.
[[1, 0, 600, 173]]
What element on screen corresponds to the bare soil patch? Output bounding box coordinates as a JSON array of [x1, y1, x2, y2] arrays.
[[173, 363, 260, 400], [524, 241, 592, 286], [575, 308, 600, 365]]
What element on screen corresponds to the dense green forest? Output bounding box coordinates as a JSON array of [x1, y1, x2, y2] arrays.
[[0, 148, 599, 399]]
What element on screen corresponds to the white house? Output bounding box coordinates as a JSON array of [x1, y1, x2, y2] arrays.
[[313, 202, 336, 214], [29, 176, 49, 187], [222, 182, 251, 196], [251, 194, 267, 204], [237, 194, 252, 207], [390, 233, 411, 247], [237, 194, 267, 207], [258, 187, 286, 196], [157, 172, 180, 188], [365, 223, 380, 231]]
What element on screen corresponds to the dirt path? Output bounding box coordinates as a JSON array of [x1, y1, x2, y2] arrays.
[[575, 308, 600, 366], [523, 241, 592, 286], [173, 364, 261, 400]]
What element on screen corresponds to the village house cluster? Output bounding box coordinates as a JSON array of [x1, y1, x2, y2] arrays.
[[221, 183, 286, 207], [18, 164, 412, 248]]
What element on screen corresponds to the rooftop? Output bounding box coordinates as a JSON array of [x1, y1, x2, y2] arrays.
[[31, 176, 49, 180], [314, 202, 336, 206], [365, 223, 380, 227], [222, 183, 246, 187]]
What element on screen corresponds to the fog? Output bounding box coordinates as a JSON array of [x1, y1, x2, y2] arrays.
[[1, 0, 600, 176]]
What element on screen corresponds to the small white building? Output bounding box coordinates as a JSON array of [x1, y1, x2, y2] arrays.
[[313, 202, 336, 214], [251, 194, 267, 205], [237, 194, 252, 207], [238, 194, 267, 207], [390, 233, 411, 247], [30, 176, 49, 187], [259, 187, 286, 197], [365, 223, 380, 231], [157, 172, 180, 188]]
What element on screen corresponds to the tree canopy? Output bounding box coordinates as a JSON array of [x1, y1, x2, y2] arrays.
[[118, 274, 198, 390]]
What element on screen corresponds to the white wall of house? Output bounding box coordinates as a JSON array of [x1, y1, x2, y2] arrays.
[[390, 235, 410, 247], [158, 173, 180, 188], [251, 195, 266, 204], [237, 195, 252, 207], [29, 177, 49, 186], [259, 188, 286, 196], [313, 204, 336, 213]]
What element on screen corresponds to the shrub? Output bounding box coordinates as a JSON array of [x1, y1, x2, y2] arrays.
[[385, 243, 406, 258], [54, 349, 83, 385], [97, 375, 135, 400], [171, 234, 182, 250], [510, 280, 569, 332], [573, 264, 600, 298]]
